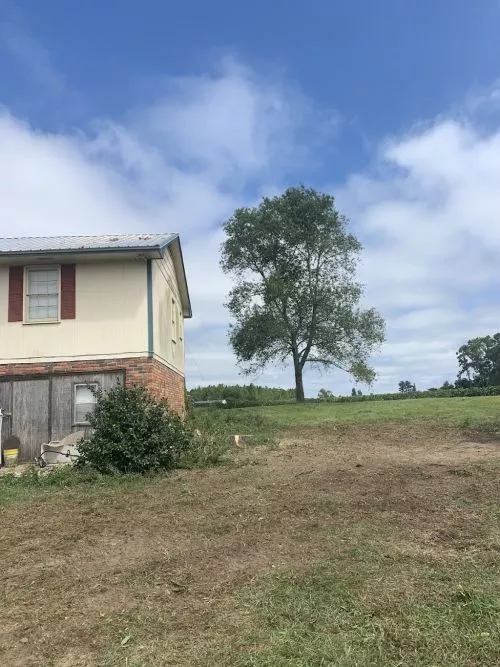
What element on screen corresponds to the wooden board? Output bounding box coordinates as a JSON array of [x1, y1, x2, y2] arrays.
[[51, 372, 124, 441], [12, 379, 50, 462], [0, 381, 12, 446]]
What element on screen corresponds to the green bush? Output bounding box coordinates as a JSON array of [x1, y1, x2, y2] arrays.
[[78, 385, 194, 474]]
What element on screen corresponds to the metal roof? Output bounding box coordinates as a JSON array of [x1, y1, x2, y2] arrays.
[[0, 233, 177, 255]]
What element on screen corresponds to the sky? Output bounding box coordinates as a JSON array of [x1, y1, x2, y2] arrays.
[[1, 0, 500, 396]]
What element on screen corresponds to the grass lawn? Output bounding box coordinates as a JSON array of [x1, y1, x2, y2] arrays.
[[0, 401, 499, 665], [250, 395, 500, 428]]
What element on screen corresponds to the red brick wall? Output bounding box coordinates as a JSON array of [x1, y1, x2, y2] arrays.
[[0, 357, 185, 412], [126, 358, 185, 412]]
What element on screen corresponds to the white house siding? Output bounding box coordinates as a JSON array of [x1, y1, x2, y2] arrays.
[[0, 259, 148, 364], [151, 248, 185, 375]]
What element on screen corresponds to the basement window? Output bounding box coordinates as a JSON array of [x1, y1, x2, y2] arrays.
[[74, 383, 98, 424]]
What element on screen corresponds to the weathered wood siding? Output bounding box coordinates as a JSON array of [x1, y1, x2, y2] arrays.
[[50, 372, 123, 441], [12, 379, 50, 462], [0, 371, 124, 462]]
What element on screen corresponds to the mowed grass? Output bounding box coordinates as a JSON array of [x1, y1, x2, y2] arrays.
[[1, 400, 499, 666], [205, 552, 500, 666], [247, 395, 500, 428]]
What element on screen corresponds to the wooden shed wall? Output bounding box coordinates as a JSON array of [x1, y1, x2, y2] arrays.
[[0, 371, 124, 462]]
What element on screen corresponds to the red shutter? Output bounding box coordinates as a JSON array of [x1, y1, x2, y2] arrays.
[[8, 266, 24, 322], [60, 264, 76, 319]]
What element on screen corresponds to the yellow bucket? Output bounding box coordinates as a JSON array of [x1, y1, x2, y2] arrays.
[[3, 448, 19, 467]]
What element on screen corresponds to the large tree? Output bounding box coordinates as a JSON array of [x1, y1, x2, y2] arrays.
[[220, 186, 385, 401], [457, 333, 500, 387]]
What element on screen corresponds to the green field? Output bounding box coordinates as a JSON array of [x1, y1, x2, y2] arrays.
[[1, 396, 499, 666], [245, 395, 500, 428]]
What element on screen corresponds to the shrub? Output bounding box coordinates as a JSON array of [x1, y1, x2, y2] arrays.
[[177, 426, 231, 469], [78, 385, 194, 474], [191, 408, 278, 448]]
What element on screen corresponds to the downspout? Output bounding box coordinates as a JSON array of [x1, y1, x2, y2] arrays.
[[146, 259, 154, 358]]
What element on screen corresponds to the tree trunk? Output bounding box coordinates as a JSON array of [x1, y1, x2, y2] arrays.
[[294, 364, 305, 402]]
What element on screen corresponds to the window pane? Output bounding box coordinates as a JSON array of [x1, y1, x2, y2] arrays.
[[28, 269, 59, 295], [30, 296, 55, 308], [75, 386, 96, 404], [75, 403, 95, 423], [28, 270, 45, 288], [75, 385, 97, 423], [28, 294, 58, 320]]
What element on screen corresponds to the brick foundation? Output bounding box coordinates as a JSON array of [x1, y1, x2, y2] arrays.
[[0, 357, 185, 413], [127, 358, 185, 412]]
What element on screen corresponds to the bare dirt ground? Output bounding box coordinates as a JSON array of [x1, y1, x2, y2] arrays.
[[1, 424, 499, 666]]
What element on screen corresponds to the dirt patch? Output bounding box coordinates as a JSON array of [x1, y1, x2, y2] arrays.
[[0, 424, 498, 666]]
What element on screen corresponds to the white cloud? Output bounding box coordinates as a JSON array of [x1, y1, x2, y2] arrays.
[[136, 60, 298, 177], [337, 105, 500, 393]]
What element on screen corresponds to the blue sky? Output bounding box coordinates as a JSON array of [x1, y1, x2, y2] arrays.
[[2, 0, 500, 395]]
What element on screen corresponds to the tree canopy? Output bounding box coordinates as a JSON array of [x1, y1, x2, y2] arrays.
[[398, 380, 416, 393], [220, 186, 385, 400], [457, 334, 500, 387]]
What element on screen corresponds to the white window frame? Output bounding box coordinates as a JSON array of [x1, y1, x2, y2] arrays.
[[73, 383, 99, 425], [24, 265, 61, 324], [178, 307, 183, 344]]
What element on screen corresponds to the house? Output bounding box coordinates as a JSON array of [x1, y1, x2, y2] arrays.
[[0, 234, 191, 462]]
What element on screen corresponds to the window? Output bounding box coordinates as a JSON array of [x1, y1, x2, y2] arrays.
[[74, 384, 98, 424], [171, 297, 177, 343], [178, 308, 183, 343], [26, 267, 60, 322]]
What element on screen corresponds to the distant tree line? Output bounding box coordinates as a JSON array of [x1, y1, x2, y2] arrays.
[[188, 384, 295, 403], [191, 383, 500, 410]]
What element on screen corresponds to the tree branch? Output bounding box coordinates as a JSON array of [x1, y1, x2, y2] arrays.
[[306, 357, 350, 373]]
